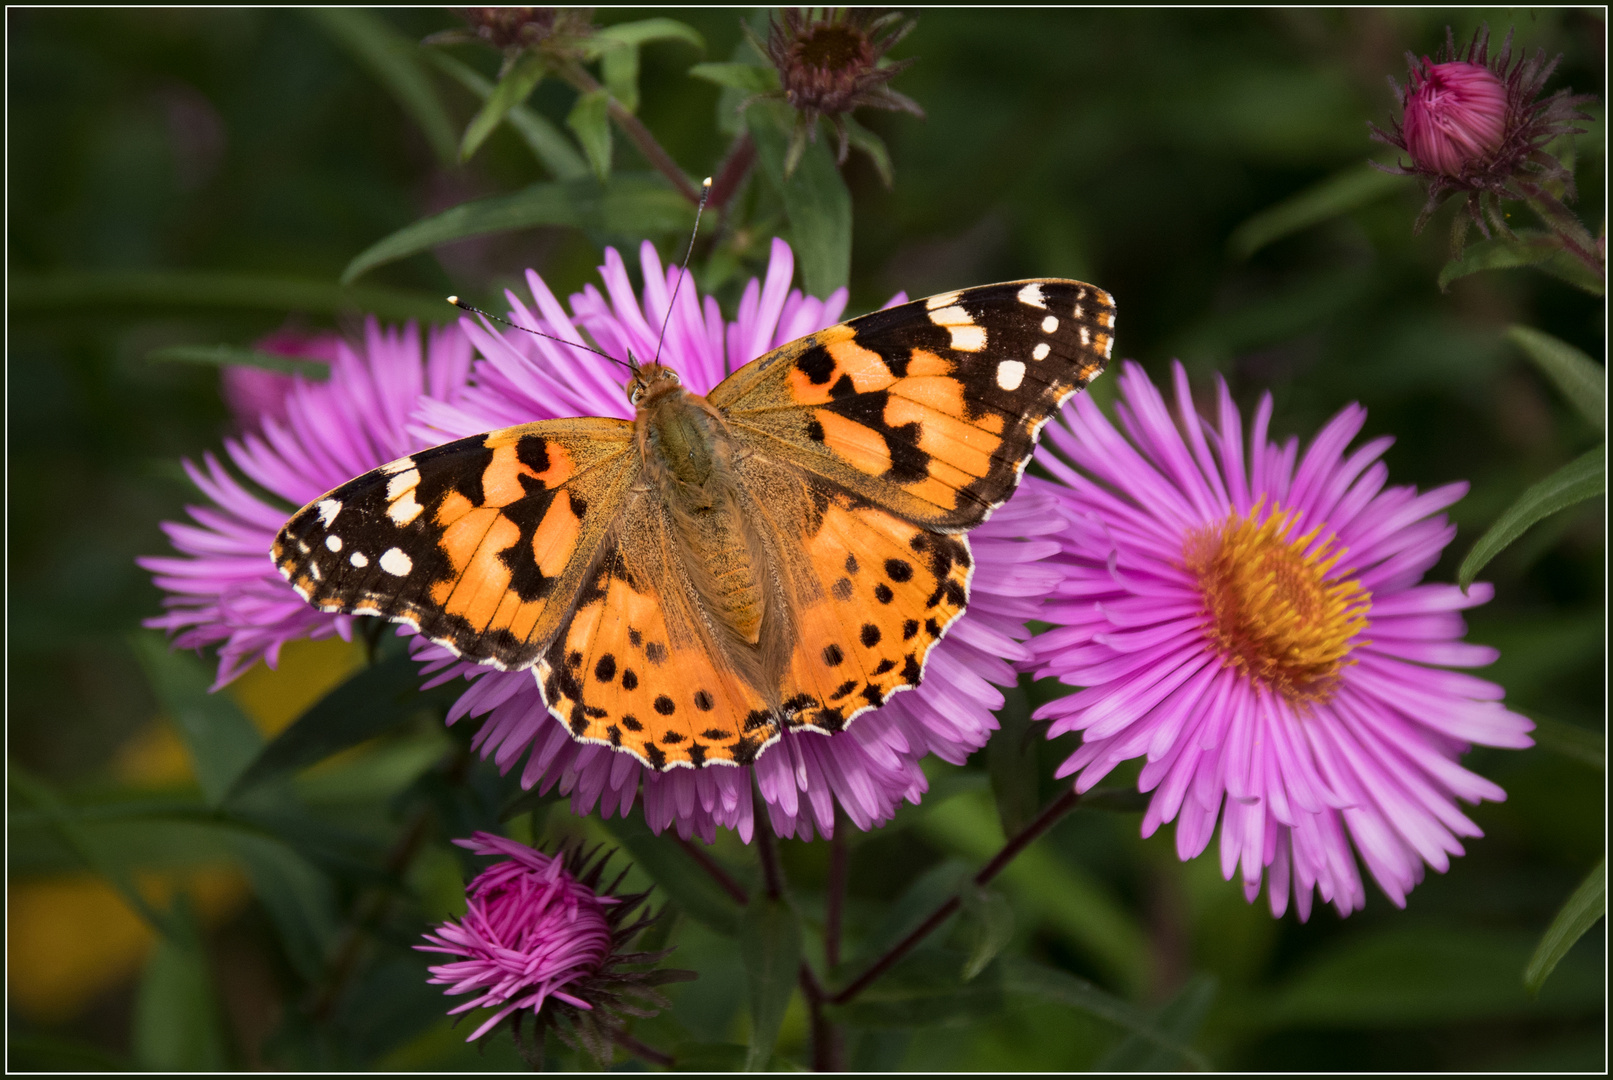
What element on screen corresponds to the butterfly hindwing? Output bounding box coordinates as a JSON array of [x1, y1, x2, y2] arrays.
[[711, 279, 1113, 531], [273, 418, 636, 669]]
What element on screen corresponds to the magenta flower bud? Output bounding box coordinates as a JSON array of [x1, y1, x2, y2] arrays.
[[220, 328, 343, 430], [1401, 60, 1508, 176]]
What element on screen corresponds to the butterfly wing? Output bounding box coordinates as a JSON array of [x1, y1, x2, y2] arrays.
[[709, 279, 1113, 531], [273, 418, 637, 670], [535, 489, 780, 770]]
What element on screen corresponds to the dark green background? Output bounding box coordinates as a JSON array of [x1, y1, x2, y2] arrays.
[[8, 8, 1604, 1071]]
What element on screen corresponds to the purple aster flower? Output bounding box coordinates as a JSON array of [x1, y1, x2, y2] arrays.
[[140, 320, 473, 687], [1028, 361, 1534, 920], [411, 238, 1064, 842], [219, 328, 345, 430], [419, 832, 687, 1059]]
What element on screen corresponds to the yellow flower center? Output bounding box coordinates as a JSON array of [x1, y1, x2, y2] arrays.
[[1183, 501, 1370, 705]]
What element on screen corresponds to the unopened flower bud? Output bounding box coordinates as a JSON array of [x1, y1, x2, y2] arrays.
[[1402, 60, 1508, 176]]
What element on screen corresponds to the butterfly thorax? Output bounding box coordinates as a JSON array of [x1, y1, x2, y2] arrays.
[[633, 366, 768, 647]]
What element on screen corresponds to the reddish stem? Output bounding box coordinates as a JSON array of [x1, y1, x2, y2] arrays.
[[825, 816, 848, 970], [707, 131, 756, 211], [675, 835, 750, 906], [558, 63, 702, 204]]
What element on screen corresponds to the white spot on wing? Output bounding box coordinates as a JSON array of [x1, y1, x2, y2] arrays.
[[1033, 342, 1051, 361], [380, 456, 416, 476], [380, 547, 413, 576], [316, 499, 342, 526], [350, 552, 369, 568], [326, 535, 342, 552], [386, 468, 421, 500], [925, 291, 962, 310], [996, 360, 1026, 390], [309, 562, 322, 582], [928, 304, 971, 326], [1017, 283, 1047, 309], [1041, 315, 1059, 334], [949, 325, 987, 352], [1080, 326, 1092, 346], [388, 490, 425, 526]]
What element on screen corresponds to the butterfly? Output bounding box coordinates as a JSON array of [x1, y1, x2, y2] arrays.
[[274, 279, 1114, 771]]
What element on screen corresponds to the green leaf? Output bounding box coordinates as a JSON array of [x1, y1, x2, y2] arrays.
[[828, 950, 1005, 1029], [988, 680, 1040, 837], [1228, 163, 1405, 259], [591, 19, 703, 114], [1094, 974, 1216, 1071], [228, 652, 428, 797], [959, 885, 1015, 982], [1267, 925, 1604, 1025], [132, 634, 263, 807], [740, 897, 801, 1071], [748, 100, 852, 297], [229, 833, 341, 982], [133, 902, 230, 1071], [1525, 858, 1606, 996], [1506, 325, 1606, 433], [459, 51, 547, 163], [425, 50, 588, 179], [1004, 960, 1210, 1070], [1527, 713, 1606, 771], [146, 344, 330, 379], [567, 88, 614, 182], [1457, 446, 1606, 588], [1438, 231, 1606, 296], [342, 175, 692, 283], [305, 9, 457, 167], [596, 813, 743, 936], [687, 61, 779, 94], [843, 115, 895, 187], [9, 271, 453, 323]]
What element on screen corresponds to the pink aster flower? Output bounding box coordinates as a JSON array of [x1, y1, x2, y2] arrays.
[[1028, 361, 1534, 920], [419, 832, 685, 1057], [219, 328, 345, 430], [411, 238, 1063, 842], [140, 320, 473, 686]]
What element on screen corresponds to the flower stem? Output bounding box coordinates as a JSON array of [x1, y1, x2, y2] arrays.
[[825, 815, 848, 970], [557, 62, 702, 204], [606, 1024, 674, 1068], [707, 131, 756, 211], [799, 962, 845, 1072], [753, 789, 786, 901], [827, 788, 1081, 1007], [674, 835, 751, 906]]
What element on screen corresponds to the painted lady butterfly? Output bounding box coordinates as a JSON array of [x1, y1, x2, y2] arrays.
[[274, 280, 1114, 771]]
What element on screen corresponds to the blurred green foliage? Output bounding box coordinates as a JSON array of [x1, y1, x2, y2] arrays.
[[7, 7, 1604, 1072]]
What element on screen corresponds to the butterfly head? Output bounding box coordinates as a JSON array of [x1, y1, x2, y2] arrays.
[[627, 362, 684, 410]]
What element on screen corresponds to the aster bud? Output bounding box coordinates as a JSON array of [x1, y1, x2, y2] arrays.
[[429, 8, 596, 61], [1401, 60, 1508, 177], [417, 833, 690, 1065]]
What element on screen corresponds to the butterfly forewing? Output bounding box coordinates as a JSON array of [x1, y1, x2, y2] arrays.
[[273, 418, 637, 669], [710, 279, 1114, 531]]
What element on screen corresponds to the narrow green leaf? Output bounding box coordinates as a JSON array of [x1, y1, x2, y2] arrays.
[[230, 833, 341, 982], [1003, 960, 1210, 1070], [987, 681, 1039, 837], [687, 61, 779, 94], [229, 652, 427, 797], [843, 115, 895, 187], [133, 902, 230, 1071], [342, 175, 692, 283], [1438, 231, 1606, 296], [741, 898, 802, 1070], [146, 344, 330, 379], [959, 885, 1015, 982], [748, 100, 852, 297], [1527, 713, 1605, 771], [590, 18, 702, 116], [1506, 325, 1606, 433], [828, 950, 1005, 1029], [601, 41, 642, 115], [596, 814, 743, 936], [1094, 974, 1217, 1071], [594, 17, 705, 51], [132, 635, 263, 807], [1526, 858, 1606, 996], [306, 9, 457, 167], [1458, 446, 1606, 588], [425, 50, 588, 179], [10, 271, 453, 323], [1228, 163, 1405, 260], [459, 51, 547, 162], [567, 88, 614, 181]]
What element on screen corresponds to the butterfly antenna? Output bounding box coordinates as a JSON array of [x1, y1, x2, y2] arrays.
[[445, 296, 632, 372], [651, 176, 713, 367]]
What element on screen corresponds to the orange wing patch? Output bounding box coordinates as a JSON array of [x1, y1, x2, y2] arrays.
[[535, 502, 780, 770]]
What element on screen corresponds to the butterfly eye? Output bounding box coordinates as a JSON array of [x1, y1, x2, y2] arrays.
[[666, 370, 681, 384], [629, 383, 644, 405]]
